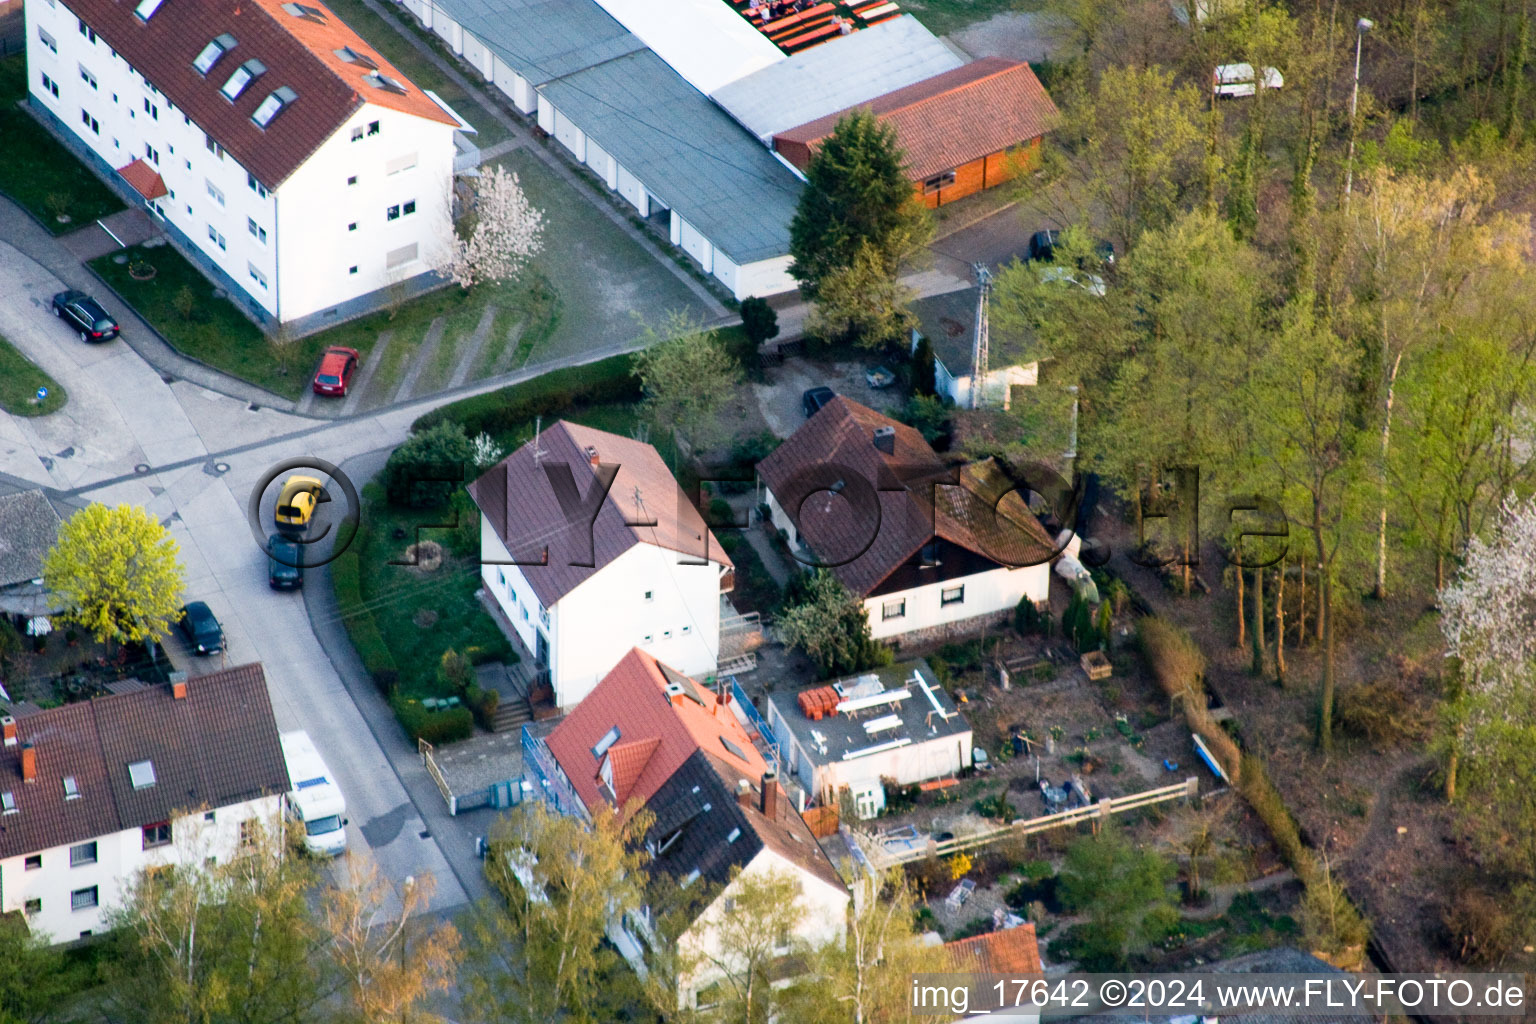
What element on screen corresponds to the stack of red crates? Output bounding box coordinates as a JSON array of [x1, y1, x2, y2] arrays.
[[797, 686, 839, 720]]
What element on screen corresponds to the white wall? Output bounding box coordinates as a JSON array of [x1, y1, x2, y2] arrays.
[[535, 94, 555, 134], [941, 361, 1038, 409], [461, 33, 493, 81], [552, 542, 726, 708], [677, 852, 848, 1010], [480, 517, 727, 709], [552, 109, 585, 162], [712, 251, 795, 301], [274, 102, 455, 322], [866, 563, 1049, 641], [616, 164, 648, 216], [0, 797, 282, 943], [585, 139, 617, 189]]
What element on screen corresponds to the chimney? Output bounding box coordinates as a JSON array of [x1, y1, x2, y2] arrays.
[[759, 769, 780, 821], [1, 716, 15, 748], [873, 425, 896, 455], [171, 670, 189, 700], [20, 743, 36, 784], [736, 777, 753, 810], [585, 445, 599, 468]]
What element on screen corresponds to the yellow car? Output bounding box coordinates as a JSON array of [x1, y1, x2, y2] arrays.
[[275, 475, 325, 531]]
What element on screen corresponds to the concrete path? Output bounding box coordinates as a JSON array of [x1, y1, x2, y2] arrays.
[[55, 208, 162, 262], [489, 319, 525, 376], [449, 306, 496, 388], [393, 316, 446, 403], [352, 0, 730, 319], [341, 329, 393, 417]]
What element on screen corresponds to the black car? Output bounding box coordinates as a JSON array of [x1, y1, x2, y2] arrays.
[[802, 386, 836, 418], [177, 601, 224, 655], [1027, 230, 1116, 266], [267, 533, 304, 590], [51, 290, 120, 342]]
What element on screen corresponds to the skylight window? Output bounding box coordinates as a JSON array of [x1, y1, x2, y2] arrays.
[[134, 0, 166, 21], [221, 59, 265, 101], [63, 776, 79, 800], [363, 71, 406, 95], [251, 86, 295, 128], [281, 1, 326, 21], [334, 46, 377, 70], [128, 759, 156, 790], [592, 725, 621, 760], [0, 791, 14, 814], [193, 33, 235, 75], [726, 827, 741, 843], [721, 736, 748, 762]]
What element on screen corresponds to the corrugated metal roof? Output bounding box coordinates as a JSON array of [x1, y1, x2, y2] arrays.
[[422, 0, 644, 86], [537, 49, 803, 263], [712, 16, 964, 141]]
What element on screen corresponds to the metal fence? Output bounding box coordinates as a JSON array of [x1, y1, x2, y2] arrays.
[[730, 677, 778, 772], [520, 724, 588, 821]]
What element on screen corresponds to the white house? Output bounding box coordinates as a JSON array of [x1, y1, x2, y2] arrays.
[[467, 421, 733, 710], [0, 665, 291, 943], [25, 0, 460, 333], [910, 285, 1037, 409], [530, 647, 849, 1010], [766, 660, 971, 819], [757, 396, 1056, 645]]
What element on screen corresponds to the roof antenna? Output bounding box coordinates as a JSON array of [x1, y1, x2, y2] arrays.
[[532, 415, 546, 465]]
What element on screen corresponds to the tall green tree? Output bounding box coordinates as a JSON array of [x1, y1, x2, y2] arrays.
[[788, 110, 932, 298], [786, 873, 927, 1024], [804, 240, 918, 350], [692, 868, 809, 1024], [1058, 827, 1179, 969], [43, 503, 185, 648], [464, 801, 652, 1024], [777, 570, 891, 678], [634, 313, 745, 456], [0, 914, 76, 1024]]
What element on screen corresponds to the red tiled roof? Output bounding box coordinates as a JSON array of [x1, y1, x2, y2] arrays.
[[117, 158, 168, 200], [545, 648, 764, 815], [64, 0, 454, 189], [756, 396, 1057, 595], [467, 421, 731, 608], [0, 664, 289, 860], [945, 922, 1043, 975], [773, 57, 1060, 180]]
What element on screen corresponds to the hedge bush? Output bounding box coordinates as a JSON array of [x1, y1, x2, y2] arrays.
[[391, 694, 475, 744], [331, 549, 399, 692], [410, 352, 641, 437]]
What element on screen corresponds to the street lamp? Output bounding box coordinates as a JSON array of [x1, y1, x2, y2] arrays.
[[1343, 17, 1374, 202]]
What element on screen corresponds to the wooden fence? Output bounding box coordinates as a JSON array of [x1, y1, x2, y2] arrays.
[[853, 777, 1199, 870]]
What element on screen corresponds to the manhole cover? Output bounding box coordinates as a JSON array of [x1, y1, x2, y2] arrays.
[[134, 463, 150, 474], [215, 462, 230, 473]]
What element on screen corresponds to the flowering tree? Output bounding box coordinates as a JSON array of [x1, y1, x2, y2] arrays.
[[444, 165, 544, 289]]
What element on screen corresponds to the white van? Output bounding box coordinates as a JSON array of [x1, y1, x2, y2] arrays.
[[280, 730, 349, 857], [1213, 63, 1283, 97]]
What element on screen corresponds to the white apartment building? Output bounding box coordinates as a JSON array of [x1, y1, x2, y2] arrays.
[[0, 665, 291, 942], [24, 0, 460, 332], [468, 421, 734, 710]]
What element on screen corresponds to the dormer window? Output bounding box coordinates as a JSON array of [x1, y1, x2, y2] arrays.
[[133, 0, 166, 21], [334, 46, 377, 69], [193, 34, 235, 75], [221, 59, 265, 101], [280, 1, 326, 21], [251, 86, 296, 128], [363, 71, 406, 95]]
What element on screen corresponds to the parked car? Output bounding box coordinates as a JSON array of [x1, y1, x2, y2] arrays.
[[802, 386, 836, 418], [1027, 229, 1115, 265], [51, 290, 119, 342], [275, 475, 325, 531], [177, 601, 224, 655], [312, 346, 359, 397], [1213, 63, 1283, 98], [1039, 266, 1107, 297], [267, 533, 304, 589]]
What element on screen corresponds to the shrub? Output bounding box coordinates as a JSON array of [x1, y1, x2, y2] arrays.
[[411, 352, 641, 437], [384, 422, 475, 508], [912, 335, 936, 396], [1335, 677, 1428, 747], [464, 684, 501, 731], [1062, 590, 1102, 652], [391, 694, 474, 744], [1015, 597, 1052, 636], [973, 788, 1016, 821], [447, 488, 481, 557], [739, 296, 780, 347], [950, 917, 993, 941], [437, 648, 474, 695], [332, 550, 398, 692], [948, 852, 974, 880], [1137, 616, 1205, 703]]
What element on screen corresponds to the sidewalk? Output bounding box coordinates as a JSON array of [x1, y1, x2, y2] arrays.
[[0, 193, 298, 411]]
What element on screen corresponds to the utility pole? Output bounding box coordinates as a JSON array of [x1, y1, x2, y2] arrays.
[[1343, 17, 1373, 204], [969, 263, 991, 409]]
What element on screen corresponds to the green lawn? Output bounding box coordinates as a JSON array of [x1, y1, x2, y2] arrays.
[[901, 0, 1035, 36], [320, 0, 511, 148], [0, 56, 124, 233], [0, 331, 67, 416]]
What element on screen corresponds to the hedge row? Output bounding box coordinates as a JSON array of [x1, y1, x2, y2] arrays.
[[410, 352, 642, 437], [1137, 616, 1241, 781], [390, 693, 475, 744], [331, 548, 398, 691]]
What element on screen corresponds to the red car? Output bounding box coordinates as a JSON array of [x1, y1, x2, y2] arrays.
[[312, 346, 359, 396]]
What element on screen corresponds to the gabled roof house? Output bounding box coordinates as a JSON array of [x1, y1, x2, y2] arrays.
[[758, 396, 1057, 643], [469, 421, 734, 710]]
